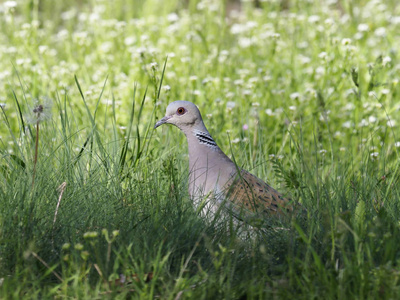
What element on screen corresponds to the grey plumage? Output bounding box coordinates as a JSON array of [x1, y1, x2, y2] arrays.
[[154, 101, 294, 223]]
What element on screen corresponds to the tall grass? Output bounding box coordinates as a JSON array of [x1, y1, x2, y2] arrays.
[[0, 0, 400, 298]]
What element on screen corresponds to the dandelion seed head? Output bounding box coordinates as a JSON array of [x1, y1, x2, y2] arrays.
[[26, 96, 53, 124]]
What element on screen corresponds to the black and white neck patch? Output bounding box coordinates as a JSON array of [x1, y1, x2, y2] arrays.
[[193, 129, 218, 149]]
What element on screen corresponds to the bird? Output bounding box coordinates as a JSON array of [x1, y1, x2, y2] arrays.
[[154, 100, 295, 226]]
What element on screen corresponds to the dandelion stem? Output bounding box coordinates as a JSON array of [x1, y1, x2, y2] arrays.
[[32, 120, 39, 187]]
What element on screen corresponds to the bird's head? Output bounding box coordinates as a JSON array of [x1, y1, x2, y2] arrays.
[[154, 101, 204, 131]]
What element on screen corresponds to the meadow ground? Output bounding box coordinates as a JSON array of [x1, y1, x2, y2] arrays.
[[0, 0, 400, 298]]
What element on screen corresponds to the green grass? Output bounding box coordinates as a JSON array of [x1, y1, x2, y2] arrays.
[[1, 0, 400, 298]]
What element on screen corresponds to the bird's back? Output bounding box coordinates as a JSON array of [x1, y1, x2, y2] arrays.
[[224, 169, 294, 220]]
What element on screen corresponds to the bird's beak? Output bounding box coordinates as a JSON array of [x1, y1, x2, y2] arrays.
[[154, 116, 171, 129]]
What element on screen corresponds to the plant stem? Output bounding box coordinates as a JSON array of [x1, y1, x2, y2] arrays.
[[32, 120, 39, 187]]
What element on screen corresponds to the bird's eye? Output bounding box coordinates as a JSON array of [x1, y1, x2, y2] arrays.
[[176, 107, 186, 115]]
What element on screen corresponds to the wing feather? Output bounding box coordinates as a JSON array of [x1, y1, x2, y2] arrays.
[[224, 170, 293, 219]]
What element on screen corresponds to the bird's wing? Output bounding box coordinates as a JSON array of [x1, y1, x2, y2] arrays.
[[223, 170, 293, 220]]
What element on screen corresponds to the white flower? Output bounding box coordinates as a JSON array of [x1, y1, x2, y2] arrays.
[[61, 9, 76, 20], [340, 147, 346, 151], [124, 37, 136, 46], [342, 121, 353, 128], [242, 89, 252, 96], [149, 62, 158, 70], [319, 149, 327, 154], [341, 38, 352, 45], [225, 92, 235, 98], [382, 56, 391, 66], [369, 116, 377, 123], [230, 23, 246, 35], [226, 101, 236, 110], [318, 52, 328, 59], [162, 85, 171, 92], [370, 152, 379, 158], [324, 18, 334, 26], [233, 79, 244, 86], [263, 75, 272, 82], [359, 119, 368, 127], [4, 1, 17, 8], [374, 27, 386, 37], [357, 24, 369, 32], [290, 92, 300, 100], [238, 37, 253, 48], [265, 108, 274, 116], [308, 15, 320, 23], [167, 13, 179, 22], [381, 89, 390, 95], [298, 55, 311, 65], [38, 45, 48, 54], [387, 120, 396, 127], [57, 29, 69, 39], [192, 90, 200, 95], [395, 142, 400, 148], [289, 106, 297, 111], [232, 138, 241, 144], [271, 33, 280, 39], [99, 42, 112, 53], [344, 103, 355, 110], [189, 75, 198, 81]]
